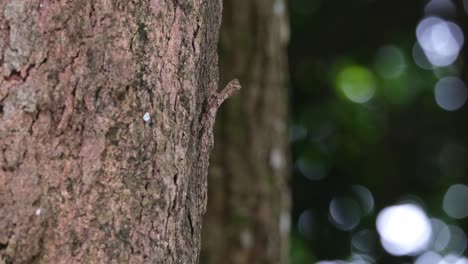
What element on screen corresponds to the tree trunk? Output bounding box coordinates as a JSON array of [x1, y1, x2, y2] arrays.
[[201, 0, 290, 263], [0, 1, 223, 263]]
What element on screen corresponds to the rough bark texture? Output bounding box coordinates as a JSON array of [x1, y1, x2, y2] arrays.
[[201, 0, 290, 263], [0, 0, 222, 263]]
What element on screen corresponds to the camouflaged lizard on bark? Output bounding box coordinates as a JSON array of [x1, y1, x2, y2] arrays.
[[197, 79, 241, 210]]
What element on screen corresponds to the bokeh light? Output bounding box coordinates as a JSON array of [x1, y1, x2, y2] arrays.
[[376, 204, 432, 256], [374, 45, 406, 79], [415, 252, 468, 264], [352, 229, 377, 253], [336, 66, 376, 104], [288, 0, 468, 263], [413, 42, 434, 70], [434, 77, 467, 111], [351, 185, 374, 215], [347, 254, 374, 264], [329, 196, 361, 231], [440, 255, 468, 264], [414, 251, 443, 264], [297, 158, 328, 181], [424, 0, 456, 17], [430, 218, 451, 252], [416, 17, 464, 67], [443, 184, 468, 219], [315, 254, 374, 264], [298, 209, 316, 239], [446, 225, 467, 255]]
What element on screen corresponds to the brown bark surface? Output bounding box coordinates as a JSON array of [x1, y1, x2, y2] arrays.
[[201, 0, 290, 263], [0, 1, 222, 263]]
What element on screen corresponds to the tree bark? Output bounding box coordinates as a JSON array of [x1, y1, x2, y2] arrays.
[[0, 1, 222, 263], [201, 0, 290, 263]]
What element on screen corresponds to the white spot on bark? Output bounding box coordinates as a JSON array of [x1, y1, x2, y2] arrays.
[[270, 148, 285, 170], [35, 208, 42, 216], [240, 229, 253, 249], [143, 112, 150, 122]]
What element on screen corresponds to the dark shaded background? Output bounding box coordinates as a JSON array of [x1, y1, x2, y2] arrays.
[[288, 0, 468, 263]]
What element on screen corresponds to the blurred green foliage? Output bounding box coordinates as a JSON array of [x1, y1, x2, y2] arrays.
[[288, 0, 468, 263]]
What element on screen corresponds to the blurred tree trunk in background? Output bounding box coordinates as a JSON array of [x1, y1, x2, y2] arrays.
[[0, 1, 222, 263], [201, 0, 290, 263]]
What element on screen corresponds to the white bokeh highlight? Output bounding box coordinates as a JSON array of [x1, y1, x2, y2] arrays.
[[415, 252, 468, 264], [414, 251, 443, 264], [430, 218, 451, 252], [443, 184, 468, 219], [413, 42, 434, 70], [434, 77, 467, 111], [376, 204, 432, 256], [416, 17, 464, 67]]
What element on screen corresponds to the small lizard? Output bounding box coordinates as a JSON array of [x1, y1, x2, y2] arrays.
[[196, 79, 241, 213], [200, 78, 241, 150]]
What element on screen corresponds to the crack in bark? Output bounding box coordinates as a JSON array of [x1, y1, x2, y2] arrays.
[[187, 209, 194, 238], [171, 173, 179, 212], [192, 19, 200, 52], [89, 2, 96, 28], [27, 110, 41, 136], [20, 62, 36, 81]]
